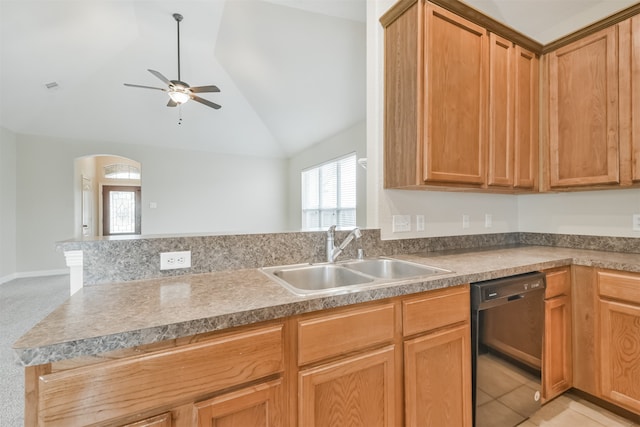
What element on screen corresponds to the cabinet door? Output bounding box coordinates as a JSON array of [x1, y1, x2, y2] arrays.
[[404, 324, 472, 427], [195, 379, 283, 427], [424, 3, 487, 185], [488, 33, 514, 187], [572, 266, 600, 395], [600, 299, 640, 413], [543, 295, 572, 401], [299, 346, 396, 427], [548, 26, 619, 187], [514, 46, 539, 189], [633, 16, 640, 182]]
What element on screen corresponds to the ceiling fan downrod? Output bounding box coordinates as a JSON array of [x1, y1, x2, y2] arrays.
[[173, 13, 183, 82]]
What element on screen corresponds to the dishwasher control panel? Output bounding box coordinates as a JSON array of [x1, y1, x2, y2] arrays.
[[471, 271, 546, 308]]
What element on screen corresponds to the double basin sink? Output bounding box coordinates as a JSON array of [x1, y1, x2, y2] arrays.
[[262, 257, 451, 296]]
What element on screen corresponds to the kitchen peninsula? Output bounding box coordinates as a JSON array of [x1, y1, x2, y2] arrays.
[[15, 231, 640, 426]]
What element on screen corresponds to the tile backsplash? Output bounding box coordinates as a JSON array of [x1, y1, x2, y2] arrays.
[[56, 230, 638, 285]]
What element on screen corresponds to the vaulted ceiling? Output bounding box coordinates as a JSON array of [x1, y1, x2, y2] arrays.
[[0, 0, 366, 158], [0, 0, 636, 158]]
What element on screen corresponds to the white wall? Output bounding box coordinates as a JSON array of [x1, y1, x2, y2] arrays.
[[368, 0, 639, 240], [518, 189, 640, 237], [15, 133, 289, 273], [380, 190, 519, 238], [288, 121, 367, 230], [0, 127, 17, 281]]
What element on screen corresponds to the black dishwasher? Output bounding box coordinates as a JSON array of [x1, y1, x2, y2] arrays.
[[471, 272, 546, 427]]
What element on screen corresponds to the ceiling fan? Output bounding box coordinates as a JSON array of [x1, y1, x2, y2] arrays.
[[124, 13, 221, 110]]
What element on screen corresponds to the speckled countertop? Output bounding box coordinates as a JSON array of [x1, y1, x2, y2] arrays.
[[13, 246, 640, 366]]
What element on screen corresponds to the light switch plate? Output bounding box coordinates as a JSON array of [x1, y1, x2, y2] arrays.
[[633, 214, 640, 231], [392, 215, 411, 233], [416, 215, 425, 231], [462, 214, 470, 229]]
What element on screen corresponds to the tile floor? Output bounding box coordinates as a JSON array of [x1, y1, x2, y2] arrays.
[[475, 353, 639, 427], [519, 392, 640, 427]]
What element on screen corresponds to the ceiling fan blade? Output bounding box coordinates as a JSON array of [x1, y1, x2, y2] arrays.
[[190, 85, 220, 93], [148, 69, 172, 86], [124, 83, 166, 91], [167, 99, 178, 107], [191, 95, 221, 109]]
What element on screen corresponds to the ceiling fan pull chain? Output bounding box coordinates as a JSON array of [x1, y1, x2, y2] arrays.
[[178, 104, 183, 125]]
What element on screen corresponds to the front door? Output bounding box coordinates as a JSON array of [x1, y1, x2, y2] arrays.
[[102, 186, 141, 236]]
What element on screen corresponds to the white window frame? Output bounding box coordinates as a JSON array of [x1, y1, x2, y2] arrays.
[[301, 153, 357, 231]]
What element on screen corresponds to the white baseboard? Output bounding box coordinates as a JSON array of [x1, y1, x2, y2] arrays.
[[0, 269, 69, 285]]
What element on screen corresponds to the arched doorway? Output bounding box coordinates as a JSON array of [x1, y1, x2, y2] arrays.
[[74, 155, 142, 237]]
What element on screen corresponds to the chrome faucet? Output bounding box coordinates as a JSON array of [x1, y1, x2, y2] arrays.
[[326, 225, 362, 263]]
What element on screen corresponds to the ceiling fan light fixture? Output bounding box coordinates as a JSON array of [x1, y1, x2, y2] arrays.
[[168, 89, 190, 104]]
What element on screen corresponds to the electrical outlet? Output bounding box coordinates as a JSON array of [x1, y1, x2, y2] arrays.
[[633, 214, 640, 231], [416, 215, 425, 231], [392, 214, 411, 233], [485, 214, 492, 228], [160, 251, 191, 270], [462, 214, 470, 229]]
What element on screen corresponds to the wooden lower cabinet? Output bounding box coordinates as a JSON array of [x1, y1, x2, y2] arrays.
[[598, 270, 640, 414], [26, 286, 476, 427], [570, 267, 640, 417], [195, 379, 284, 427], [571, 266, 600, 396], [121, 413, 172, 427], [403, 285, 472, 427], [542, 267, 572, 401], [543, 295, 572, 401], [298, 346, 397, 427], [404, 324, 472, 427], [26, 323, 286, 427]]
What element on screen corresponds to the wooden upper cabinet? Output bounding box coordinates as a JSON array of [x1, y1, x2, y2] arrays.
[[633, 16, 640, 182], [382, 1, 489, 189], [619, 15, 640, 183], [547, 26, 620, 188], [488, 33, 514, 187], [381, 1, 540, 192], [513, 46, 539, 189], [424, 3, 487, 185], [487, 33, 539, 190]]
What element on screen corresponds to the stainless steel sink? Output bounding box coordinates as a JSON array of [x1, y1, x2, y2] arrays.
[[269, 264, 374, 295], [340, 258, 449, 280], [262, 257, 451, 296]]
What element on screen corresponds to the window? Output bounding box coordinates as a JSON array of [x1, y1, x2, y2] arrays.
[[302, 153, 356, 230], [104, 163, 140, 180]]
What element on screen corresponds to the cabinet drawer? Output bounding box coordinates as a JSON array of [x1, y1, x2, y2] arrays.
[[403, 285, 470, 337], [38, 324, 284, 427], [297, 303, 396, 365], [598, 270, 640, 304], [545, 267, 571, 299]]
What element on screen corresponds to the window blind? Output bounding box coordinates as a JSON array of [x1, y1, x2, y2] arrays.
[[301, 153, 356, 230]]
